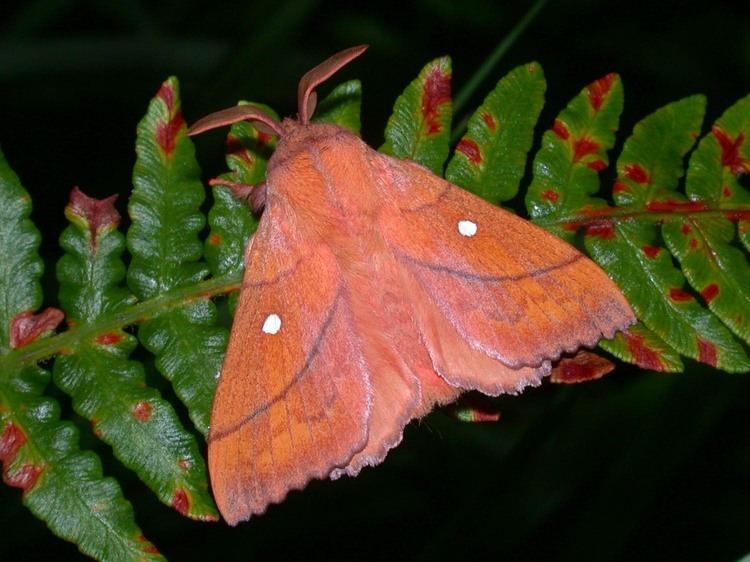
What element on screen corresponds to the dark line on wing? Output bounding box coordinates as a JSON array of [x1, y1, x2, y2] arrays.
[[401, 179, 450, 213], [241, 255, 305, 289], [210, 291, 342, 442], [397, 251, 584, 283]]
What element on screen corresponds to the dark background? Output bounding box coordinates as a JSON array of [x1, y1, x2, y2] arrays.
[[1, 1, 749, 560]]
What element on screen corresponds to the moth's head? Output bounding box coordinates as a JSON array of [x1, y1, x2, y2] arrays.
[[187, 45, 368, 140]]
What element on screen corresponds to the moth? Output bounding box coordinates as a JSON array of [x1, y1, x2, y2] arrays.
[[189, 45, 635, 525]]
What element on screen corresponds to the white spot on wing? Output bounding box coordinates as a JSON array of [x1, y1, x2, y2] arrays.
[[262, 313, 282, 334], [458, 219, 477, 237]]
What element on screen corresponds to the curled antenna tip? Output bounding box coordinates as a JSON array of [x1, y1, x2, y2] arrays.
[[297, 45, 369, 124]]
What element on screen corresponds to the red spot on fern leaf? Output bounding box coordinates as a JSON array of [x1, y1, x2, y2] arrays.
[[451, 394, 501, 423], [0, 423, 27, 464], [67, 188, 120, 249], [689, 238, 699, 249], [225, 136, 254, 164], [481, 112, 497, 131], [10, 308, 65, 349], [257, 131, 273, 145], [156, 113, 186, 156], [642, 245, 661, 259], [552, 119, 570, 140], [4, 463, 42, 493], [541, 190, 560, 203], [722, 186, 732, 197], [208, 233, 222, 245], [95, 332, 123, 346], [697, 338, 718, 367], [156, 82, 176, 111], [132, 401, 152, 422], [623, 163, 650, 184], [155, 82, 185, 155], [580, 204, 616, 218], [573, 138, 600, 162], [587, 160, 607, 171], [585, 220, 615, 239], [551, 351, 615, 383], [712, 126, 750, 174], [1, 425, 42, 493], [172, 488, 190, 516], [456, 139, 482, 164], [701, 283, 719, 303], [461, 409, 501, 423], [669, 288, 693, 302], [613, 181, 630, 194], [624, 331, 665, 371], [587, 73, 617, 112], [422, 67, 451, 135], [681, 224, 691, 234], [91, 419, 103, 438]]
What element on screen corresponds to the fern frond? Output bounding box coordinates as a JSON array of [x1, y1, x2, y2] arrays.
[[55, 187, 217, 521], [128, 77, 227, 438], [1, 54, 748, 559], [380, 56, 453, 173], [0, 150, 164, 561]]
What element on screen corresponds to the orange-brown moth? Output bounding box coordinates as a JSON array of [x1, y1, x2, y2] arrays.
[[189, 45, 636, 525]]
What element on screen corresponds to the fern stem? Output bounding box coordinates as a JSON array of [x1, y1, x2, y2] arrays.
[[0, 272, 243, 370], [532, 206, 750, 228]]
